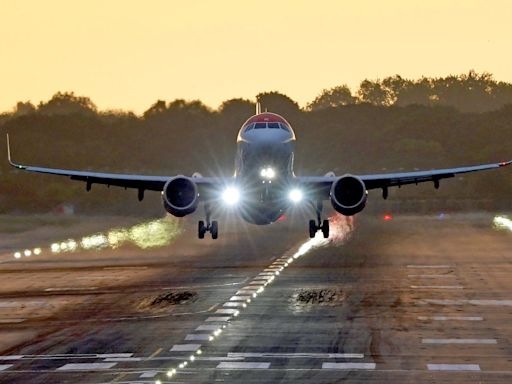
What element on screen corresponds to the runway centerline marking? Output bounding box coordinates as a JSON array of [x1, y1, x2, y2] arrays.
[[422, 338, 497, 344], [322, 362, 376, 370], [407, 265, 452, 268], [217, 362, 271, 369], [408, 274, 456, 278], [427, 364, 481, 371]]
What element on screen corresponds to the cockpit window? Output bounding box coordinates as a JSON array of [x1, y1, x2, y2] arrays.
[[254, 122, 267, 129], [279, 123, 290, 131], [244, 123, 255, 131], [267, 122, 280, 129]]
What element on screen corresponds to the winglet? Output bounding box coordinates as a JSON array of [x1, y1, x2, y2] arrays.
[[6, 134, 23, 169], [499, 160, 512, 167]]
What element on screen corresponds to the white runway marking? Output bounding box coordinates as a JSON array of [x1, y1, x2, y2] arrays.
[[228, 352, 364, 359], [229, 296, 251, 301], [170, 344, 201, 352], [139, 370, 158, 378], [217, 362, 270, 369], [57, 363, 117, 371], [422, 299, 512, 306], [418, 316, 483, 321], [0, 319, 25, 323], [196, 324, 221, 331], [427, 364, 481, 371], [0, 356, 23, 360], [407, 265, 452, 268], [0, 365, 12, 371], [241, 286, 260, 291], [258, 272, 274, 276], [223, 302, 244, 307], [215, 309, 238, 314], [422, 338, 497, 344], [206, 316, 230, 322], [322, 362, 376, 370], [248, 281, 266, 285], [411, 285, 463, 289], [185, 334, 210, 341], [103, 357, 142, 362], [408, 274, 455, 278]]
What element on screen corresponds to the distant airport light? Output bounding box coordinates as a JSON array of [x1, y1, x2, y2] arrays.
[[14, 252, 21, 259], [222, 187, 240, 205], [260, 167, 276, 179], [33, 248, 42, 255], [383, 214, 393, 221], [289, 188, 303, 203], [24, 249, 32, 257], [494, 215, 512, 232]]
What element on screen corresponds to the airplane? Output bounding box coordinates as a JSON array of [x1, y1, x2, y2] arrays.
[[6, 103, 511, 239]]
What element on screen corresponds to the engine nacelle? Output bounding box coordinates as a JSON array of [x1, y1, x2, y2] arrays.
[[330, 174, 368, 216], [162, 176, 199, 217]]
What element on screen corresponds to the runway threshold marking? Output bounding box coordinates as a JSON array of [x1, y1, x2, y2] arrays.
[[229, 295, 251, 301], [57, 363, 117, 371], [427, 364, 481, 371], [196, 324, 222, 331], [322, 362, 376, 370], [422, 338, 497, 344], [0, 365, 12, 371], [227, 352, 364, 359], [418, 316, 483, 321], [185, 334, 210, 341], [215, 308, 238, 314], [223, 302, 244, 307], [217, 362, 270, 369], [407, 265, 452, 268], [139, 370, 158, 378]]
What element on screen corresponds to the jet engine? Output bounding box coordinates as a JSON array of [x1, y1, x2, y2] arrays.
[[330, 175, 367, 216], [162, 176, 199, 217]]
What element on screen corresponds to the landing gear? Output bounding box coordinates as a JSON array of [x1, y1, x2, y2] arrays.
[[198, 204, 219, 239], [308, 201, 330, 238]]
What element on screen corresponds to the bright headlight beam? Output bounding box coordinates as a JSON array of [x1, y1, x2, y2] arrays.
[[289, 188, 303, 203], [260, 167, 276, 179], [222, 187, 240, 205]]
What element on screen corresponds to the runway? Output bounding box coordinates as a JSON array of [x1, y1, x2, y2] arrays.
[[0, 212, 512, 383]]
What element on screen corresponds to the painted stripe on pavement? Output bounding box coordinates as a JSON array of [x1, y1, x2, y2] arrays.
[[0, 365, 12, 371], [206, 316, 230, 322], [170, 344, 201, 352], [427, 364, 480, 371], [418, 316, 483, 321], [185, 334, 210, 341], [422, 339, 496, 344], [228, 352, 364, 359], [217, 362, 270, 369], [322, 362, 375, 370], [57, 363, 117, 371]]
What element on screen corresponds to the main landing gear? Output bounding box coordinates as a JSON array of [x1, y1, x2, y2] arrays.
[[309, 201, 329, 239], [198, 204, 218, 239]]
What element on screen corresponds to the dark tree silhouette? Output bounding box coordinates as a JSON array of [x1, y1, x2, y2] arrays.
[[307, 85, 356, 111]]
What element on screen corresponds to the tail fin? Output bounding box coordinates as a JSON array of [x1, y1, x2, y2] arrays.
[[255, 101, 261, 115]]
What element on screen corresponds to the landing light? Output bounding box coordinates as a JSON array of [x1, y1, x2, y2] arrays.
[[289, 189, 303, 203], [260, 167, 276, 179], [222, 187, 240, 205]]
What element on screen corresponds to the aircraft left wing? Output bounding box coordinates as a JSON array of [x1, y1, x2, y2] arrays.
[[6, 134, 221, 196], [297, 159, 512, 199]]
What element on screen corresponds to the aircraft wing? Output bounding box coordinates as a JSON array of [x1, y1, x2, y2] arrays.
[[298, 160, 512, 199], [6, 135, 222, 196]]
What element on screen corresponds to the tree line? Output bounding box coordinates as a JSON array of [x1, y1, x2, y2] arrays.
[[0, 71, 511, 214]]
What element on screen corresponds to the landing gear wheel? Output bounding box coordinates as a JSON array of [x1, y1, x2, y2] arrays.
[[309, 220, 317, 238], [210, 221, 218, 240], [321, 219, 330, 238], [198, 220, 206, 239]]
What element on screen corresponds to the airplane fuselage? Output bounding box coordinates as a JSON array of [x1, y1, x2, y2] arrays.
[[235, 113, 297, 224]]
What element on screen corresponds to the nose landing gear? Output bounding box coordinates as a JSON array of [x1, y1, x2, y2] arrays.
[[198, 203, 218, 239], [308, 201, 329, 238]]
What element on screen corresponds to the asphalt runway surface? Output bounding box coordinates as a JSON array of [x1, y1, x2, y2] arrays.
[[0, 212, 512, 383]]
